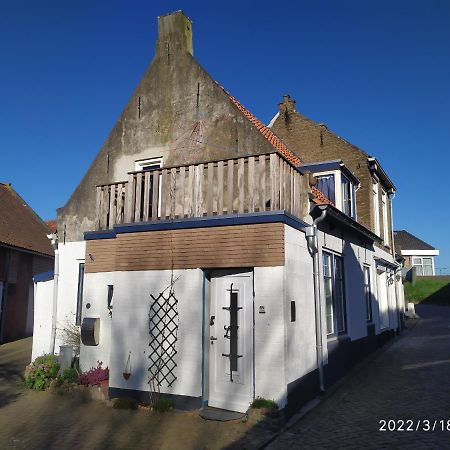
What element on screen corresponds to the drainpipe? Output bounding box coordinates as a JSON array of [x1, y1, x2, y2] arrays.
[[388, 191, 402, 331], [49, 233, 59, 354], [305, 205, 327, 392]]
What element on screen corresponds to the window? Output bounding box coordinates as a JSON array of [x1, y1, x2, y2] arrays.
[[323, 252, 346, 335], [381, 189, 389, 246], [316, 174, 335, 204], [412, 257, 434, 276], [372, 181, 380, 236], [364, 266, 372, 322], [135, 156, 162, 172], [75, 263, 85, 326], [341, 174, 356, 219]]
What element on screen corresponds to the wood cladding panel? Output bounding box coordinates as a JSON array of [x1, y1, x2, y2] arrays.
[[85, 223, 284, 273]]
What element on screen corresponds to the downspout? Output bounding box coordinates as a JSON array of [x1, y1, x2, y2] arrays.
[[305, 205, 327, 392], [49, 233, 59, 354], [388, 191, 402, 331]]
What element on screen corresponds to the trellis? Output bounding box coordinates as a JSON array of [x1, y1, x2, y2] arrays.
[[148, 289, 179, 393]]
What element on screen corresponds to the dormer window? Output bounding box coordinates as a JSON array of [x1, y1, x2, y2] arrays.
[[341, 174, 356, 218], [316, 174, 335, 204], [301, 160, 358, 219]]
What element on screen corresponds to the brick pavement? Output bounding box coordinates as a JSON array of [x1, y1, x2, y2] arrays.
[[267, 304, 450, 449]]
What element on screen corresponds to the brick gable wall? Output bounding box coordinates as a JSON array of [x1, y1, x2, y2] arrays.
[[272, 100, 392, 251]]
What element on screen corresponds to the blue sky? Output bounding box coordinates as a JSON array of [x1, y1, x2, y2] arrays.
[[1, 1, 449, 271]]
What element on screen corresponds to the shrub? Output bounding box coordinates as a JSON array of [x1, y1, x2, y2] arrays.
[[24, 354, 60, 390], [250, 397, 278, 410], [77, 361, 109, 386], [112, 397, 138, 410], [152, 398, 173, 412], [60, 367, 79, 383]]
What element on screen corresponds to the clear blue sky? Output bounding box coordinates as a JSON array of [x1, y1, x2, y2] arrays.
[[1, 1, 449, 271]]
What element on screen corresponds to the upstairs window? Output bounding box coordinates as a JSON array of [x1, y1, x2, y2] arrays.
[[316, 175, 335, 204], [135, 156, 163, 172], [381, 189, 389, 246], [341, 174, 356, 219], [372, 180, 380, 236]]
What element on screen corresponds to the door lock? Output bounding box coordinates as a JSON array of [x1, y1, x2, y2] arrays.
[[210, 336, 217, 344]]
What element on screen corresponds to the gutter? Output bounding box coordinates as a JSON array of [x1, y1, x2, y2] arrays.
[[305, 205, 327, 392]]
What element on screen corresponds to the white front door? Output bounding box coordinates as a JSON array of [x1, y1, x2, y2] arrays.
[[208, 271, 253, 413]]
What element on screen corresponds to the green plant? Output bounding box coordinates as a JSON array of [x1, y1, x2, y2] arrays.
[[250, 397, 278, 410], [24, 354, 60, 390], [112, 397, 138, 410], [152, 398, 173, 412], [60, 367, 79, 383]]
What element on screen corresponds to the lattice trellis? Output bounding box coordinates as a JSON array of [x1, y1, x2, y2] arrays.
[[148, 290, 179, 388]]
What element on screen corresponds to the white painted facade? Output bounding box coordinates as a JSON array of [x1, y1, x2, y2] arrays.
[[31, 220, 404, 412], [32, 278, 54, 360]]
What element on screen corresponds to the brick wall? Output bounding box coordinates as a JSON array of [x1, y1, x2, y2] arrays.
[[272, 96, 393, 251]]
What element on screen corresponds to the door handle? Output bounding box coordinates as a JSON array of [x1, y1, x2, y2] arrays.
[[210, 336, 217, 341]]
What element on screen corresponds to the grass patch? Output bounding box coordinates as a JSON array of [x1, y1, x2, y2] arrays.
[[250, 397, 278, 410], [404, 277, 450, 305], [112, 397, 138, 410], [152, 398, 173, 412]]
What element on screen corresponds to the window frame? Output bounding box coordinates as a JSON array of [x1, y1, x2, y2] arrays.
[[381, 189, 389, 246], [372, 180, 380, 236], [322, 251, 347, 337], [134, 156, 163, 172], [412, 256, 434, 276], [75, 262, 85, 326]]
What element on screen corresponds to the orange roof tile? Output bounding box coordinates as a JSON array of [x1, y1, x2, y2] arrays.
[[220, 85, 333, 206]]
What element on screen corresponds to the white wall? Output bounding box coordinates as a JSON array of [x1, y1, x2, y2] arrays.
[[283, 226, 317, 386], [55, 241, 86, 351], [79, 271, 115, 371], [253, 265, 287, 407], [81, 269, 204, 399], [32, 279, 54, 361]]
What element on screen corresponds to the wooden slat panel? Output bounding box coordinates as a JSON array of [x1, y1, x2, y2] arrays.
[[227, 160, 234, 214], [169, 168, 177, 219], [124, 174, 135, 223], [101, 187, 109, 230], [85, 222, 285, 273], [258, 155, 266, 212], [179, 166, 186, 218], [238, 158, 244, 213], [134, 172, 142, 222], [194, 164, 204, 217], [151, 170, 160, 221], [207, 162, 214, 216], [160, 169, 167, 219], [143, 172, 150, 221], [108, 185, 116, 229], [217, 160, 224, 215], [248, 156, 255, 213], [187, 165, 195, 217]]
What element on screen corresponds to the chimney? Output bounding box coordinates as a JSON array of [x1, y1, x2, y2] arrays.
[[156, 11, 193, 58], [278, 95, 296, 114]]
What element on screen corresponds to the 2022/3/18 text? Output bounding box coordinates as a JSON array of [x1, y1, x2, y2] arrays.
[[379, 420, 450, 432]]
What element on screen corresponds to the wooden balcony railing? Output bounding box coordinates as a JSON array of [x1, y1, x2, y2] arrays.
[[95, 152, 309, 230]]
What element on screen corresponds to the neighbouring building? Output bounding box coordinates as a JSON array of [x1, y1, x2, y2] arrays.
[[394, 230, 439, 276], [32, 11, 403, 415], [0, 183, 54, 343]]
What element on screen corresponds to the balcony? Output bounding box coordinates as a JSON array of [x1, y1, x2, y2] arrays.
[[94, 152, 309, 231]]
